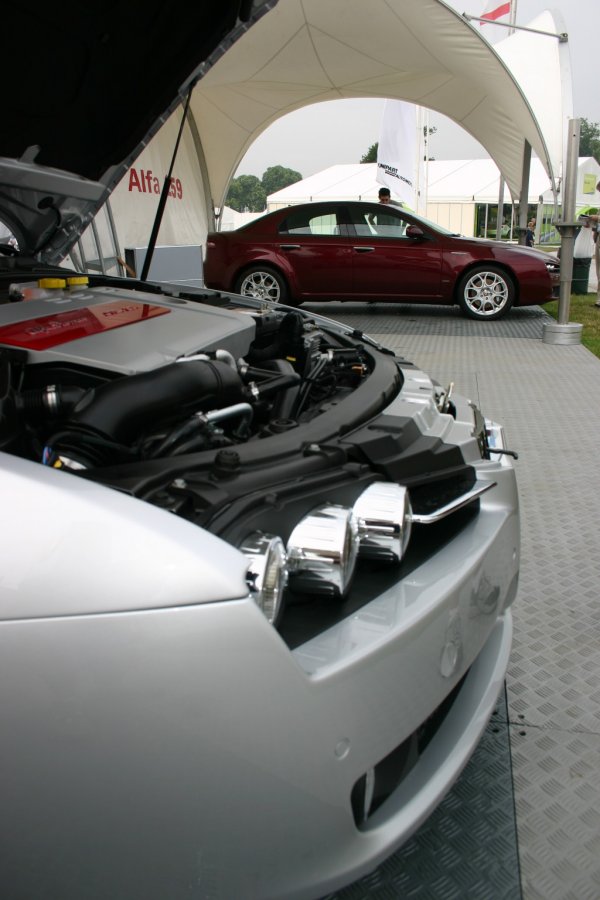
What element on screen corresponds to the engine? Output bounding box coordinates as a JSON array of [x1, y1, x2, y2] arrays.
[[0, 287, 372, 471]]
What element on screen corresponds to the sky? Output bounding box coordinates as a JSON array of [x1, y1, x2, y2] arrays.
[[236, 0, 597, 180]]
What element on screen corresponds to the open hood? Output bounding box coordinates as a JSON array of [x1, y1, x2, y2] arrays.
[[0, 1, 275, 262]]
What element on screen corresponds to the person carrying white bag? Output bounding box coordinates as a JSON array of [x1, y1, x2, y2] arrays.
[[584, 181, 600, 307], [575, 218, 595, 257], [573, 213, 596, 299]]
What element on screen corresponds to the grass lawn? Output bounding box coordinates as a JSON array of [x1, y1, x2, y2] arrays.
[[542, 293, 600, 360]]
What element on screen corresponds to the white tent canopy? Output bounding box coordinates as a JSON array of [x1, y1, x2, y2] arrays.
[[265, 161, 558, 208], [265, 158, 600, 210], [187, 0, 567, 217]]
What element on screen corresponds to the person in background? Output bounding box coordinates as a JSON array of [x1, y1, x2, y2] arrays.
[[376, 186, 404, 208], [370, 187, 391, 229], [368, 187, 405, 233], [525, 219, 535, 247], [587, 182, 600, 308]]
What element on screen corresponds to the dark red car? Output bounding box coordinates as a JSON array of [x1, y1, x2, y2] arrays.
[[204, 201, 560, 320]]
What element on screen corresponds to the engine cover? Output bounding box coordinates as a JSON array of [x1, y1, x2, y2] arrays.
[[0, 285, 255, 374]]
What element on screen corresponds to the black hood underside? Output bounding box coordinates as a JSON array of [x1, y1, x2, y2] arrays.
[[4, 1, 253, 182]]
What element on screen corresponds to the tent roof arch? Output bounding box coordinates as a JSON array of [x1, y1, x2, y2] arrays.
[[185, 0, 568, 213]]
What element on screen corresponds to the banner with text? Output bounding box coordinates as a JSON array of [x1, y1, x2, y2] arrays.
[[376, 100, 417, 208]]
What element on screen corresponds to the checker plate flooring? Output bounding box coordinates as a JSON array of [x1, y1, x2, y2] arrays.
[[302, 302, 600, 900]]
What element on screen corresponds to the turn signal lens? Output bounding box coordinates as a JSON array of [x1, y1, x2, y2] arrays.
[[241, 532, 288, 624]]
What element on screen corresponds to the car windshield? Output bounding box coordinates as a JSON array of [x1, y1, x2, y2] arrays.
[[401, 208, 457, 235]]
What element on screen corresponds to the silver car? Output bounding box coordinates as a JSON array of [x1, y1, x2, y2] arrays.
[[0, 3, 519, 899]]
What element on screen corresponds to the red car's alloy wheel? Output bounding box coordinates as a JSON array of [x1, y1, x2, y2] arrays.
[[458, 266, 514, 320], [236, 266, 287, 303]]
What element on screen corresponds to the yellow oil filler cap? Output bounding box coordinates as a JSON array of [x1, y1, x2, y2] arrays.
[[66, 276, 89, 288], [38, 278, 67, 289]]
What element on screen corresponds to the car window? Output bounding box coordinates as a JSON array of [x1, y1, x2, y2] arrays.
[[351, 207, 409, 239], [279, 209, 341, 236]]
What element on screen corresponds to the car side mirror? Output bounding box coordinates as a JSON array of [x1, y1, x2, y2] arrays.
[[405, 224, 426, 239]]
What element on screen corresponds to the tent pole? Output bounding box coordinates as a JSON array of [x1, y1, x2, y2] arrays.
[[497, 177, 505, 241], [518, 141, 531, 245], [542, 119, 582, 345], [509, 0, 517, 33]]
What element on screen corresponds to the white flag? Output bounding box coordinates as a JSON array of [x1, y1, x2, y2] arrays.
[[376, 100, 417, 208], [481, 1, 511, 25]]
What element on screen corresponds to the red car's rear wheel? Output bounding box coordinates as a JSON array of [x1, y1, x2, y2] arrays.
[[235, 266, 288, 303]]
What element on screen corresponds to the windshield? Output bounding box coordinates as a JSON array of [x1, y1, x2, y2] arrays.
[[348, 203, 459, 239], [401, 208, 456, 235]]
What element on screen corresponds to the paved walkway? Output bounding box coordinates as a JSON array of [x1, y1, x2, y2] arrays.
[[307, 302, 600, 900]]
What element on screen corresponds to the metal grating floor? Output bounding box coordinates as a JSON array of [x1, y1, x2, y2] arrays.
[[302, 302, 600, 900]]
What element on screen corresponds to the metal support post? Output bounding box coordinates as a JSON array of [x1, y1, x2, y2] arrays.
[[517, 141, 531, 245], [543, 118, 583, 345]]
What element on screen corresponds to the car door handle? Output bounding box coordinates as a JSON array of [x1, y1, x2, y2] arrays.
[[279, 244, 301, 251], [353, 246, 375, 253]]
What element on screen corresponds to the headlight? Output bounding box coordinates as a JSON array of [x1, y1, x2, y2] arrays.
[[241, 532, 288, 624], [287, 504, 359, 597], [353, 482, 412, 563]]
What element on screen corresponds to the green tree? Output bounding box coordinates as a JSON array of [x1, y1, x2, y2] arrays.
[[580, 118, 600, 163], [225, 175, 266, 212], [261, 165, 302, 196], [360, 143, 378, 163]]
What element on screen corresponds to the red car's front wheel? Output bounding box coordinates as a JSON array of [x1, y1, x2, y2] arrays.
[[457, 266, 514, 320]]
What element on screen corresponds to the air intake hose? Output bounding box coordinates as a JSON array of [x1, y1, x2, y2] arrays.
[[57, 359, 245, 445]]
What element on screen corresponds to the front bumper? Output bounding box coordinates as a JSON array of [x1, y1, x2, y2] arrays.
[[0, 443, 519, 900]]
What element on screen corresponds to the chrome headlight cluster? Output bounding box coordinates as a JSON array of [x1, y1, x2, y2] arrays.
[[240, 478, 494, 624], [287, 504, 359, 598], [353, 482, 413, 563], [240, 482, 414, 623]]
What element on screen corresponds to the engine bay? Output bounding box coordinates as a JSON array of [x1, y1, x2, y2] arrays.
[[0, 281, 379, 471]]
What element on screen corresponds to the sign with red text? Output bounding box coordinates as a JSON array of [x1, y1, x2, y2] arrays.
[[109, 109, 209, 249]]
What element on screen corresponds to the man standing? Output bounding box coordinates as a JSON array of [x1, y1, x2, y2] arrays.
[[377, 187, 403, 208], [589, 182, 600, 307], [368, 188, 404, 234], [595, 183, 600, 307], [525, 219, 535, 247]]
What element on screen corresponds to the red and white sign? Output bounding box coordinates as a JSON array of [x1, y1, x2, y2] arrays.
[[128, 168, 183, 200], [109, 108, 210, 250]]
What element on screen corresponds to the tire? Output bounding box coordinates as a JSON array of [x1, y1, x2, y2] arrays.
[[235, 265, 287, 304], [457, 266, 514, 320]]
